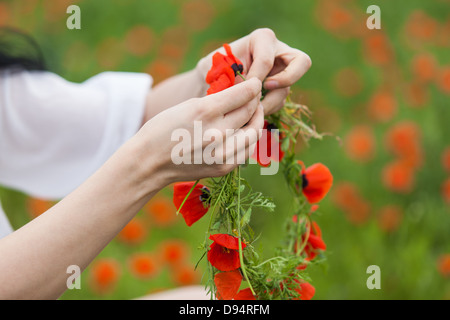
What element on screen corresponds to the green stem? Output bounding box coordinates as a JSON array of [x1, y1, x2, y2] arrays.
[[236, 166, 256, 296], [176, 179, 200, 215], [295, 214, 311, 257], [253, 256, 288, 269], [236, 71, 246, 82], [207, 174, 229, 231]]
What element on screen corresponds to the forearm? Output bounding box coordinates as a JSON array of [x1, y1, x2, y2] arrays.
[[143, 68, 207, 123], [0, 139, 165, 299]]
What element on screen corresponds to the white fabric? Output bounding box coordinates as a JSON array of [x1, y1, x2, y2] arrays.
[[0, 70, 152, 238]]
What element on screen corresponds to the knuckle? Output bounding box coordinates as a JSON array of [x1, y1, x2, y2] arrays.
[[243, 83, 257, 101], [261, 57, 274, 70], [196, 98, 217, 118], [255, 28, 277, 40], [302, 52, 312, 69]]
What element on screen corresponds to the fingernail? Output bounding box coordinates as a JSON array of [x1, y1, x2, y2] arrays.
[[264, 80, 278, 90]]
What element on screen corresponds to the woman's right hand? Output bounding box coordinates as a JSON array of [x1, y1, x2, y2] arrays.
[[130, 77, 264, 191]]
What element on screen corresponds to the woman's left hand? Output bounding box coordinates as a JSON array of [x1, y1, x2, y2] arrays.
[[196, 28, 312, 115]]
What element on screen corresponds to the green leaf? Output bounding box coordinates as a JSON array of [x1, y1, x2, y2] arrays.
[[240, 207, 252, 227]]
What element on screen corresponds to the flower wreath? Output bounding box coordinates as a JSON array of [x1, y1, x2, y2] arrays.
[[173, 44, 333, 300]]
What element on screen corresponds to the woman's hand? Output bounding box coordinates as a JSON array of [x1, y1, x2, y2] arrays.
[[196, 28, 312, 115], [135, 78, 265, 190]]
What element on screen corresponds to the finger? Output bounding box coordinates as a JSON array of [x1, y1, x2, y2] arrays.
[[264, 49, 312, 90], [222, 95, 260, 129], [261, 87, 290, 115], [245, 29, 277, 81], [205, 77, 262, 115], [225, 104, 264, 164]]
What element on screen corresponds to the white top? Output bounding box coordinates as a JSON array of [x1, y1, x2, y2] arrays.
[[0, 69, 152, 238]]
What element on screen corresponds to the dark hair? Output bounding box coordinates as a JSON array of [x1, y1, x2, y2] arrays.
[[0, 27, 46, 71]]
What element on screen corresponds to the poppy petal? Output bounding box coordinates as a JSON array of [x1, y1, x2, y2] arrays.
[[302, 163, 333, 203], [173, 182, 209, 226], [209, 234, 246, 250], [297, 281, 315, 300], [234, 288, 256, 300], [207, 242, 241, 271], [214, 270, 242, 300]]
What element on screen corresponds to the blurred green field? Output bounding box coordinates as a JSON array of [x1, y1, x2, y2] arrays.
[[0, 0, 449, 300]]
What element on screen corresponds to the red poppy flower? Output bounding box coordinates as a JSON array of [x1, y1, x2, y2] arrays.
[[305, 221, 326, 250], [215, 269, 242, 300], [299, 162, 333, 204], [173, 182, 210, 226], [294, 280, 316, 300], [214, 270, 256, 300], [251, 121, 285, 167], [281, 278, 315, 300], [234, 288, 256, 300], [206, 44, 244, 95], [299, 221, 327, 261], [207, 234, 246, 271]]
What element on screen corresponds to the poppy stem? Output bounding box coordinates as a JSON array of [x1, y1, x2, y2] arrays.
[[175, 179, 200, 215], [236, 166, 256, 296], [236, 71, 246, 82], [296, 214, 312, 257]]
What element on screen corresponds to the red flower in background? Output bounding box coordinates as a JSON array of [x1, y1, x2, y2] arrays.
[[382, 160, 415, 194], [252, 121, 285, 167], [207, 234, 246, 271], [206, 43, 244, 95], [299, 162, 333, 204], [442, 178, 450, 204], [173, 182, 210, 226], [89, 258, 121, 295], [331, 181, 371, 225], [437, 254, 450, 278], [377, 205, 403, 233], [367, 89, 397, 123], [384, 121, 423, 169], [171, 264, 200, 286], [442, 147, 450, 173], [117, 217, 147, 245], [159, 239, 190, 267], [128, 253, 161, 279], [344, 125, 375, 162]]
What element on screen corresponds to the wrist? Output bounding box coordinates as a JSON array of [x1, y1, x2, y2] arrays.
[[114, 136, 170, 199]]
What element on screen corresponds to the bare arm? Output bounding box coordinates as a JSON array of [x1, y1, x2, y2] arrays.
[[143, 69, 207, 123], [0, 28, 312, 299], [0, 139, 164, 299], [0, 78, 264, 300]]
